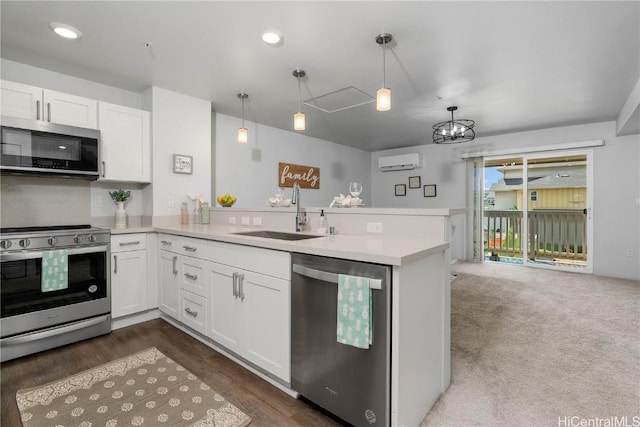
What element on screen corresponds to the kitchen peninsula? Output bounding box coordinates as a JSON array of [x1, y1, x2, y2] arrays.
[[109, 207, 459, 426]]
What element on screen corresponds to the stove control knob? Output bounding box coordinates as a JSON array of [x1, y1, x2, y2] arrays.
[[0, 240, 12, 249], [88, 234, 97, 243], [19, 239, 30, 248], [48, 237, 58, 245], [73, 235, 83, 243]]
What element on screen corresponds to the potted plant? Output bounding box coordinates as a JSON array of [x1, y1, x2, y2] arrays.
[[109, 189, 131, 229]]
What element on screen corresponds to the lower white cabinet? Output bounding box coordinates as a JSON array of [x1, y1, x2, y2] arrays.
[[158, 249, 180, 320], [208, 243, 291, 382], [111, 234, 148, 318], [179, 289, 207, 335]]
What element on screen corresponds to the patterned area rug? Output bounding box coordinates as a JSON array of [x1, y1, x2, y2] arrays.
[[16, 347, 251, 427]]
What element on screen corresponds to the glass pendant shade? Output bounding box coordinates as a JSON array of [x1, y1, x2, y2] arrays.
[[237, 92, 249, 143], [237, 127, 248, 143], [376, 87, 391, 111], [294, 112, 306, 130]]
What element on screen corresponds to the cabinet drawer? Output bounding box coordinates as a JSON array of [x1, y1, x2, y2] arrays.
[[180, 289, 207, 335], [180, 256, 207, 297], [210, 241, 291, 280], [158, 234, 181, 252], [180, 236, 208, 258], [111, 233, 147, 252]]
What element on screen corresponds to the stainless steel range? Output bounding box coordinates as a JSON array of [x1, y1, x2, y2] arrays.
[[0, 224, 111, 362]]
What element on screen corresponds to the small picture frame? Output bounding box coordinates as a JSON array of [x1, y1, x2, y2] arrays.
[[424, 184, 437, 197], [173, 154, 193, 174], [395, 184, 406, 196], [409, 176, 421, 189]]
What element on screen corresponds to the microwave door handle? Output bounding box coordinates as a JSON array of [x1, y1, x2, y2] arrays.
[[292, 264, 382, 290]]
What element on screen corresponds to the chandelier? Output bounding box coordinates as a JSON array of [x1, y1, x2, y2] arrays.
[[432, 106, 475, 144]]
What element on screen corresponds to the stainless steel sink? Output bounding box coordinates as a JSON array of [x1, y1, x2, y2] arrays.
[[232, 230, 323, 241]]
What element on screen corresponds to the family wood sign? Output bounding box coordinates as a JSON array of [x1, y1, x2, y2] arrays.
[[278, 162, 320, 189]]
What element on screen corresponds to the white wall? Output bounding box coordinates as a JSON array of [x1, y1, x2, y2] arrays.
[[0, 59, 143, 109], [214, 113, 371, 208], [372, 122, 640, 280], [143, 86, 212, 217]]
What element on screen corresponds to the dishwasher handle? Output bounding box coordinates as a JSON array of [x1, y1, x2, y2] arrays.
[[292, 264, 382, 290]]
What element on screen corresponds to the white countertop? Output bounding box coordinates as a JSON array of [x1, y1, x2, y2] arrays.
[[112, 223, 448, 266]]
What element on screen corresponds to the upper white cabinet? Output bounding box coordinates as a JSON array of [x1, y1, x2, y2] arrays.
[[1, 80, 98, 129], [98, 102, 151, 182]]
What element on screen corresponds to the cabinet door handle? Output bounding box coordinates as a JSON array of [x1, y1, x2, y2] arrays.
[[113, 255, 118, 274], [184, 307, 198, 318], [183, 246, 197, 252], [119, 241, 140, 246], [238, 273, 245, 301], [160, 240, 172, 246], [47, 102, 51, 122], [232, 272, 238, 298], [102, 161, 106, 178], [172, 256, 178, 275], [184, 272, 198, 281], [36, 100, 41, 120]]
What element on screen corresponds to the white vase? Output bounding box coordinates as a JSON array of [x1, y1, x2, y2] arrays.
[[115, 201, 127, 229]]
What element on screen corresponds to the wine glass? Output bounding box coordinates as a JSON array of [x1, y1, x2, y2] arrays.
[[348, 182, 362, 198]]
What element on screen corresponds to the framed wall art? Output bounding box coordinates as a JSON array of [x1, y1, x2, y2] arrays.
[[173, 154, 193, 174], [395, 184, 406, 196], [424, 184, 437, 197], [409, 176, 421, 189]]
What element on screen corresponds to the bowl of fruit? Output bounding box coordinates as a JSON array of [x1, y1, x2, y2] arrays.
[[217, 194, 236, 207]]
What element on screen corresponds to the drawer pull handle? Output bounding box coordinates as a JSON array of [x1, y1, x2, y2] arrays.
[[160, 240, 173, 246], [183, 246, 197, 252], [184, 307, 198, 317], [119, 241, 140, 246], [184, 273, 198, 281]]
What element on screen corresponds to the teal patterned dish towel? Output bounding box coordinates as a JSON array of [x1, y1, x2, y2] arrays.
[[41, 249, 69, 292], [337, 274, 372, 349]]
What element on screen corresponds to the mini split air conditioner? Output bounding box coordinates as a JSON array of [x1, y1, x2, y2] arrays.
[[377, 153, 422, 171]]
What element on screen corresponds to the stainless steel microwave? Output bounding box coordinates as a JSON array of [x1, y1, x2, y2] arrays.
[[0, 116, 100, 179]]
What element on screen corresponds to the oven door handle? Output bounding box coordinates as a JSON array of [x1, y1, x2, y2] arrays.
[[0, 245, 108, 262], [1, 314, 111, 346]]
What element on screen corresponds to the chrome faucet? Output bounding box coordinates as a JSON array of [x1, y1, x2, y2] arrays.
[[292, 181, 307, 232]]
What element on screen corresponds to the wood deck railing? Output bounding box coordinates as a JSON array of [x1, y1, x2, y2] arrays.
[[484, 209, 587, 261]]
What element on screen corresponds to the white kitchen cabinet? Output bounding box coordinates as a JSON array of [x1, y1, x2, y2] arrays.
[[98, 102, 150, 182], [179, 289, 207, 335], [110, 234, 148, 318], [208, 242, 291, 382], [158, 247, 180, 320], [1, 80, 98, 129]]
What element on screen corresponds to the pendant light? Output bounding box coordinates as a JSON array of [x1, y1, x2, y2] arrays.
[[432, 106, 476, 144], [293, 69, 306, 131], [237, 93, 248, 143], [375, 33, 393, 112]]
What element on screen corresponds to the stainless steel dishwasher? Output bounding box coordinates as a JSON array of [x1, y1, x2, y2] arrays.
[[291, 253, 391, 427]]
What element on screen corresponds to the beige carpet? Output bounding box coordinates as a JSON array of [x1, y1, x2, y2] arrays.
[[16, 347, 251, 427], [423, 262, 640, 427]]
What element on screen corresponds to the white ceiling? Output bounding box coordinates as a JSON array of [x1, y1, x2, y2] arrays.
[[1, 1, 638, 151]]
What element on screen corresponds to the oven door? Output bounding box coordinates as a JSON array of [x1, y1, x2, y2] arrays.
[[0, 245, 110, 338]]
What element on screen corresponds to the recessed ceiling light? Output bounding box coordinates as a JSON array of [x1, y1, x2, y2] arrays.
[[261, 31, 282, 46], [50, 22, 82, 40]]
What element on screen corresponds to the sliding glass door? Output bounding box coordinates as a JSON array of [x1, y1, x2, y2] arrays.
[[481, 150, 593, 273]]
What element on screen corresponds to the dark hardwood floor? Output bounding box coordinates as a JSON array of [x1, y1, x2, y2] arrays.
[[1, 318, 341, 426]]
